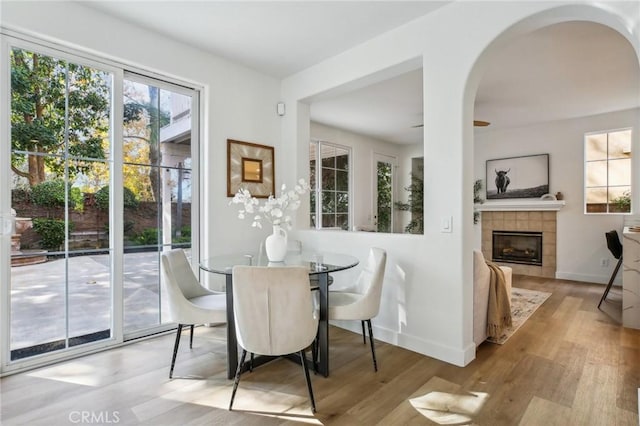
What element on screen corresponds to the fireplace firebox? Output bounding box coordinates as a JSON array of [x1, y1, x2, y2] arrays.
[[492, 231, 543, 266]]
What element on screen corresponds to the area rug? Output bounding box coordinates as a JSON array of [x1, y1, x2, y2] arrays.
[[487, 287, 551, 344]]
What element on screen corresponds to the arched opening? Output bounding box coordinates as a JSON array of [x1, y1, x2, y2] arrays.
[[464, 6, 640, 352]]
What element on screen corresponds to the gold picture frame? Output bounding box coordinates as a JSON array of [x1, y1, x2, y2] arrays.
[[227, 139, 275, 198]]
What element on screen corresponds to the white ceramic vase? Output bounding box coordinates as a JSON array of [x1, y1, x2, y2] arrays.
[[265, 225, 288, 262]]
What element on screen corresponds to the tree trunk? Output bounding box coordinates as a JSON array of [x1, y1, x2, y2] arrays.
[[148, 86, 160, 202]]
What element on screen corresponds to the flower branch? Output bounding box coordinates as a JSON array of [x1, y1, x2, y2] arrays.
[[230, 179, 311, 229]]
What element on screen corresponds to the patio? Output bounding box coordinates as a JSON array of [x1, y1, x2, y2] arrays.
[[10, 251, 172, 358]]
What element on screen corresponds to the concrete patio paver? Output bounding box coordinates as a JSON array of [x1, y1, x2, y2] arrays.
[[10, 251, 171, 352]]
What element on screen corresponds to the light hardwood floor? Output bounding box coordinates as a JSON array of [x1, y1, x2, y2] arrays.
[[1, 275, 638, 425]]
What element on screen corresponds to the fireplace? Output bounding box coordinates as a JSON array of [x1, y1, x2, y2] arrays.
[[481, 210, 557, 278], [492, 231, 543, 266]]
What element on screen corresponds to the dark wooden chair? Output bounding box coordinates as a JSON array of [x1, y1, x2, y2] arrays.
[[598, 230, 623, 309]]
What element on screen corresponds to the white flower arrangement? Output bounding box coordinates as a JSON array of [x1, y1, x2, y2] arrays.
[[230, 178, 311, 229]]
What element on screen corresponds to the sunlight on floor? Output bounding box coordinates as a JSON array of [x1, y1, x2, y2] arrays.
[[408, 376, 489, 425], [410, 390, 488, 425], [248, 411, 323, 424], [29, 361, 103, 386], [136, 378, 323, 424]]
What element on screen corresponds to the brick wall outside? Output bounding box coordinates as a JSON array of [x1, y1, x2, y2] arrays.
[[12, 198, 191, 250]]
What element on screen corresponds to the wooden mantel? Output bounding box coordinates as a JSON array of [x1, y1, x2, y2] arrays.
[[475, 200, 565, 212]]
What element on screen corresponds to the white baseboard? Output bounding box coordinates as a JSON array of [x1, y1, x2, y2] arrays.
[[397, 332, 473, 367], [330, 320, 473, 367], [555, 271, 622, 286]]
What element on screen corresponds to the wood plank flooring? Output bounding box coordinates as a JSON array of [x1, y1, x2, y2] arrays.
[[1, 275, 638, 425]]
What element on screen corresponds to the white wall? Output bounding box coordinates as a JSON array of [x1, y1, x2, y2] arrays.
[[283, 1, 640, 366], [474, 108, 640, 284], [310, 121, 420, 233], [0, 1, 283, 266], [3, 1, 638, 368], [0, 1, 287, 295]]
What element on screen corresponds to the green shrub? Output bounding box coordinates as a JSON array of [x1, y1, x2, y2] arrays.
[[95, 185, 138, 210], [31, 180, 83, 211], [32, 218, 73, 250], [612, 190, 631, 212], [394, 169, 424, 234], [134, 228, 159, 245], [172, 226, 191, 244]]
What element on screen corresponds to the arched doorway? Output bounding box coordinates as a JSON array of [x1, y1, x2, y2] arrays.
[[464, 5, 640, 354]]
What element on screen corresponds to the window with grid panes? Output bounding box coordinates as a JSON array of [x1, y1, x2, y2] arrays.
[[309, 140, 350, 229], [585, 129, 632, 213]]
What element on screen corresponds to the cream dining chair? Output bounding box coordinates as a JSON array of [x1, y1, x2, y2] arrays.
[[229, 265, 319, 412], [161, 249, 226, 378], [327, 247, 387, 371]]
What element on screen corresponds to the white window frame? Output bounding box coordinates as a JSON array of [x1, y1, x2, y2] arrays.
[[309, 139, 352, 230], [0, 30, 202, 375], [584, 127, 632, 215]]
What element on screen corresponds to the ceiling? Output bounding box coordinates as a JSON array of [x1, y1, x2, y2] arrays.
[[312, 21, 640, 144], [84, 1, 449, 78], [83, 2, 639, 145]]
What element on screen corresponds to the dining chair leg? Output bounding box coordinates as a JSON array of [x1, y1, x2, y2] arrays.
[[229, 349, 248, 411], [249, 353, 254, 372], [313, 334, 319, 365], [310, 340, 318, 374], [598, 256, 622, 309], [366, 319, 378, 372], [169, 324, 183, 379], [299, 350, 317, 413], [189, 324, 194, 349], [361, 320, 367, 344]]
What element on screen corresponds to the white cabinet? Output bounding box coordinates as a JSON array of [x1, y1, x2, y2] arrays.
[[622, 227, 640, 329]]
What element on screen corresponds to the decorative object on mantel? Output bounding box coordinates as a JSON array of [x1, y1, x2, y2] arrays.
[[540, 193, 557, 201], [555, 191, 564, 200], [227, 139, 275, 198], [230, 179, 310, 262], [486, 154, 549, 200], [473, 179, 484, 224]]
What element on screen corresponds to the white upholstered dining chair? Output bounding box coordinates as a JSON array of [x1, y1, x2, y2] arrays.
[[161, 249, 226, 378], [328, 247, 387, 371], [229, 265, 319, 412]]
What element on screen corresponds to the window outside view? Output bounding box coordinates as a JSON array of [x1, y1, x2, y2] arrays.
[[585, 129, 632, 214], [9, 46, 195, 361], [309, 141, 350, 230]]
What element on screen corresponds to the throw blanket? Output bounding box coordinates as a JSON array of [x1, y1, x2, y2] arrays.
[[486, 260, 512, 338]]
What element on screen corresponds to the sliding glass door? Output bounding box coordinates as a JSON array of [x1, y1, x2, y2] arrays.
[[122, 74, 195, 337], [8, 45, 114, 360], [2, 37, 199, 371]]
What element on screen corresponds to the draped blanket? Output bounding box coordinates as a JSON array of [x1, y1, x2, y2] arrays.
[[486, 260, 512, 338]]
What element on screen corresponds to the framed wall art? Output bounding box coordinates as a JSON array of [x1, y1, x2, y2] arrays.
[[486, 153, 549, 199], [227, 139, 275, 198]]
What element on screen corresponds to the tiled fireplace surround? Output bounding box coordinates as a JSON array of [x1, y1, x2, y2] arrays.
[[481, 210, 557, 278]]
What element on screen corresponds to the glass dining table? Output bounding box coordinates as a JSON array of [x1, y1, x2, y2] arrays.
[[200, 251, 359, 379]]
